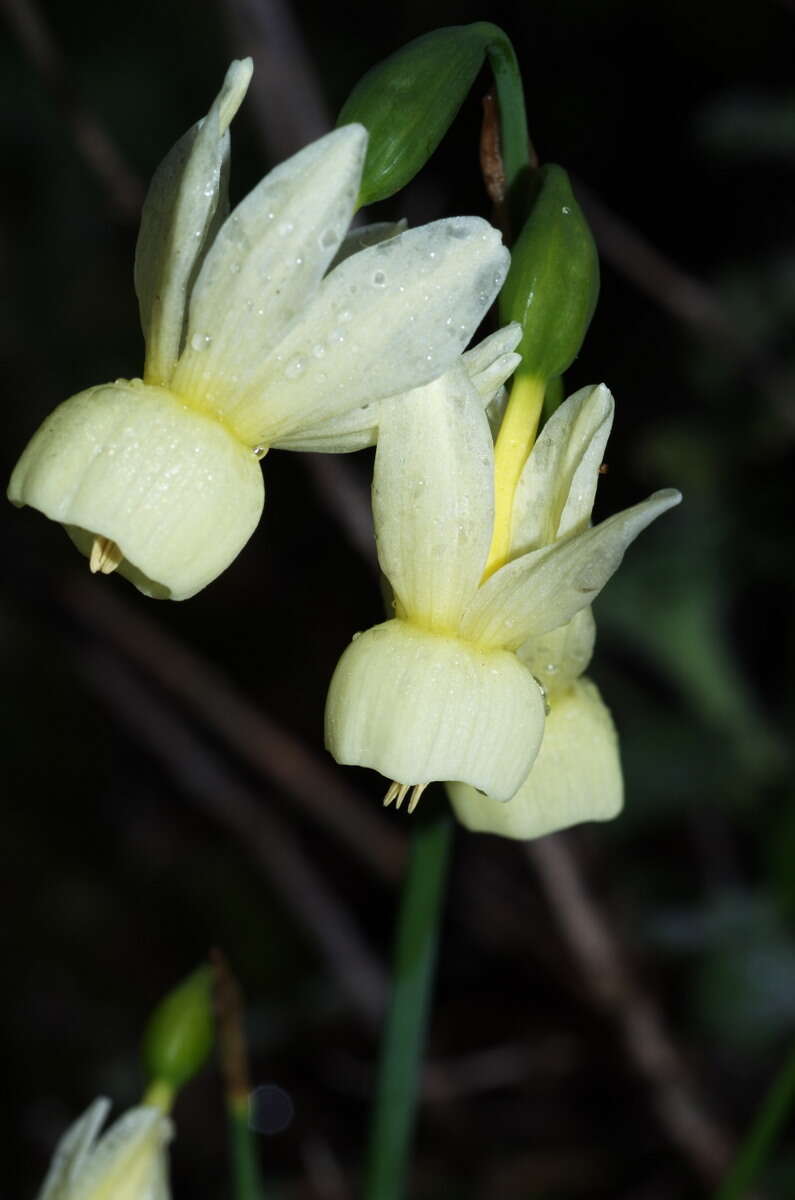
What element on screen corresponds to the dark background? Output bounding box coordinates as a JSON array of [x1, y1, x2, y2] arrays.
[[2, 0, 794, 1196]]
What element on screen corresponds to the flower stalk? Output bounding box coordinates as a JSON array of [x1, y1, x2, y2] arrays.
[[364, 807, 454, 1200]]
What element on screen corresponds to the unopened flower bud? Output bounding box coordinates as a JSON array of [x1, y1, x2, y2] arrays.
[[142, 966, 214, 1095], [500, 164, 599, 382]]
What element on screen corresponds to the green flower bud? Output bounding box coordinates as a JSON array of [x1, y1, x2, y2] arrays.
[[142, 967, 214, 1094], [499, 164, 599, 382], [338, 24, 491, 206]]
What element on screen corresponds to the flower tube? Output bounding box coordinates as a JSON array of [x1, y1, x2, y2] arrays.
[[8, 60, 509, 599]]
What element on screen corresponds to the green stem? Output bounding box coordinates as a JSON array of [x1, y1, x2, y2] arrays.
[[474, 23, 535, 231], [229, 1099, 267, 1200], [363, 806, 455, 1200], [715, 1041, 795, 1200]]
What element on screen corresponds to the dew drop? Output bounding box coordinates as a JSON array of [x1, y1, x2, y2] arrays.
[[320, 228, 339, 248], [312, 343, 326, 359], [372, 270, 387, 286], [295, 256, 304, 267], [253, 445, 267, 459], [329, 328, 346, 345], [230, 261, 241, 274], [191, 332, 212, 351], [339, 308, 352, 323], [284, 356, 306, 379], [561, 205, 571, 214], [447, 222, 468, 239], [277, 221, 294, 237]]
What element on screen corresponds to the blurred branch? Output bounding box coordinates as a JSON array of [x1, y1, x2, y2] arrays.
[[222, 0, 330, 159], [81, 642, 388, 1028], [527, 834, 734, 1186], [1, 0, 144, 222], [61, 575, 405, 882]]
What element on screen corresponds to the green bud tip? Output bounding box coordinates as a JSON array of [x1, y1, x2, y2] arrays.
[[142, 965, 214, 1095], [499, 164, 600, 383]]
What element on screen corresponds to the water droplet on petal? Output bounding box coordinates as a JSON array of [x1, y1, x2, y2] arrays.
[[284, 356, 306, 379], [372, 270, 387, 287], [320, 228, 339, 248], [191, 332, 212, 351], [278, 221, 294, 237]]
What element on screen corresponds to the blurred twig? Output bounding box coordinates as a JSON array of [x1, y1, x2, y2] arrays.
[[527, 834, 734, 1186], [222, 0, 329, 159], [1, 0, 144, 222], [61, 575, 405, 882], [81, 642, 388, 1028]]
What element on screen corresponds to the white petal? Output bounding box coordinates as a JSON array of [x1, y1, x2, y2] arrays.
[[462, 323, 522, 373], [73, 1106, 173, 1200], [325, 619, 545, 801], [223, 216, 510, 445], [8, 382, 264, 600], [448, 677, 623, 839], [36, 1098, 110, 1200], [518, 606, 596, 692], [136, 60, 252, 387], [172, 126, 367, 409], [461, 489, 682, 650], [372, 366, 494, 629], [330, 219, 407, 267], [274, 321, 521, 454], [511, 383, 614, 554]]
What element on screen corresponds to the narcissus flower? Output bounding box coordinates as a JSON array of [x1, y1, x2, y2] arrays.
[[35, 1096, 172, 1200], [8, 61, 509, 599], [325, 372, 680, 812]]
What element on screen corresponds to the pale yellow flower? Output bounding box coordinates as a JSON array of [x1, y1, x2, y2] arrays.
[[326, 373, 679, 813], [35, 1097, 171, 1200], [9, 61, 509, 599]]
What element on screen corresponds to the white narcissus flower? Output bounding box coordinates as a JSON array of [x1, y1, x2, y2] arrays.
[[35, 1097, 171, 1200], [449, 383, 662, 838], [8, 61, 509, 599], [325, 373, 680, 813]]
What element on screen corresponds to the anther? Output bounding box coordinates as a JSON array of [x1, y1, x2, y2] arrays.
[[407, 784, 427, 814], [394, 783, 410, 810], [383, 781, 400, 808], [89, 535, 123, 576]]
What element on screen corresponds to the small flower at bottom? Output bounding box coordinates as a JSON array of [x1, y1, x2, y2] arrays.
[[326, 371, 680, 811], [9, 60, 509, 599], [35, 1096, 172, 1200]]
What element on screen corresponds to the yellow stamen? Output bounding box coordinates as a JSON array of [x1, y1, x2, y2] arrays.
[[89, 535, 124, 575], [407, 784, 427, 814], [383, 781, 400, 808], [484, 372, 546, 577], [394, 783, 410, 810]]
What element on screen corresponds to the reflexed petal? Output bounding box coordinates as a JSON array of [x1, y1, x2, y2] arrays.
[[511, 383, 614, 554], [330, 219, 407, 267], [461, 489, 682, 650], [518, 606, 596, 692], [136, 59, 252, 387], [273, 323, 520, 454], [448, 677, 623, 839], [8, 382, 264, 601], [223, 217, 510, 444], [325, 619, 545, 801], [36, 1098, 110, 1200], [70, 1106, 172, 1200], [462, 322, 522, 402], [372, 367, 494, 629], [173, 126, 367, 409]]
